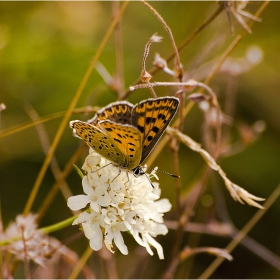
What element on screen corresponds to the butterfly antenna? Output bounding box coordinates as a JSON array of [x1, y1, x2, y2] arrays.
[[149, 167, 180, 178], [159, 169, 180, 178]]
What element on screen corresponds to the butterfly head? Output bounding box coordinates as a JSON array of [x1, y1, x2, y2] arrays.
[[132, 166, 146, 177]]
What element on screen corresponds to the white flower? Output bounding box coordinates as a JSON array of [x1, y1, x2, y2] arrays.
[[67, 148, 171, 259], [4, 214, 55, 266]]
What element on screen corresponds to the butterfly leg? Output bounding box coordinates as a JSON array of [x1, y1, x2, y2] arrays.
[[110, 168, 122, 184], [91, 162, 112, 174], [124, 172, 130, 186]]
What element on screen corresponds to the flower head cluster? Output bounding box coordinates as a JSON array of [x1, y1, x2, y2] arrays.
[[67, 149, 172, 259], [3, 214, 54, 266]]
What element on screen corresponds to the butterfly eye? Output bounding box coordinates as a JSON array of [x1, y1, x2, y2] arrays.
[[133, 166, 145, 177]]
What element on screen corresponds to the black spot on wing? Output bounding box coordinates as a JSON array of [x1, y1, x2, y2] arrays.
[[137, 125, 144, 133], [145, 117, 156, 125], [152, 126, 159, 133], [113, 138, 122, 144], [128, 142, 136, 146]]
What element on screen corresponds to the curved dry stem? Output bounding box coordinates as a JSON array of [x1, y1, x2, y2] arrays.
[[120, 3, 223, 100], [141, 34, 162, 82], [141, 0, 183, 80], [167, 127, 265, 208], [181, 246, 233, 261]]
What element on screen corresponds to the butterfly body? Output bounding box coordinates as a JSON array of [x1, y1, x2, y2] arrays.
[[70, 97, 179, 174]]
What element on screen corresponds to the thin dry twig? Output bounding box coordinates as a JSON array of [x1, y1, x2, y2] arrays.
[[121, 3, 224, 100], [141, 33, 162, 83], [164, 243, 232, 279], [180, 246, 233, 261], [141, 34, 163, 98], [141, 0, 184, 80]]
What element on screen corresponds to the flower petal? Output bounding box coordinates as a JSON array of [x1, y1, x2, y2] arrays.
[[113, 231, 128, 255], [155, 198, 172, 213], [98, 192, 111, 207], [90, 201, 100, 213], [67, 195, 91, 211], [82, 176, 94, 195], [83, 223, 103, 251], [144, 233, 164, 260]]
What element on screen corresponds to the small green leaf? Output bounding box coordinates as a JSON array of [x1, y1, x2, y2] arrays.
[[73, 164, 84, 179]]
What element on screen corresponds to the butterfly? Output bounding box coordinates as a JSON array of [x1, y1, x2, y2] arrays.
[[69, 96, 179, 177]]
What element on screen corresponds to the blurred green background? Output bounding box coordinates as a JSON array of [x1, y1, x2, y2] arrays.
[[0, 1, 280, 278]]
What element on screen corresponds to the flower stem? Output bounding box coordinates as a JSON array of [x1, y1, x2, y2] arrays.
[[40, 215, 78, 235]]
